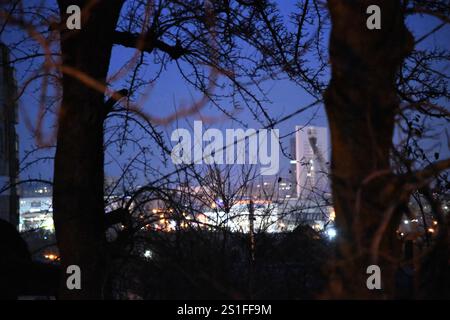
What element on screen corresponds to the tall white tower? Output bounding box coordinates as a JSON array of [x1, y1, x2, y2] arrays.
[[295, 126, 329, 198]]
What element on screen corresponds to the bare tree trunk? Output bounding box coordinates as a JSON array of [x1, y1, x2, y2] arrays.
[[324, 0, 414, 298], [53, 0, 124, 299]]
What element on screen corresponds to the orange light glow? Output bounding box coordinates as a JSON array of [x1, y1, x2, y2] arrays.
[[44, 254, 58, 261]]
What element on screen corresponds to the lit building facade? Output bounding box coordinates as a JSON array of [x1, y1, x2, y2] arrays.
[[19, 196, 53, 232]]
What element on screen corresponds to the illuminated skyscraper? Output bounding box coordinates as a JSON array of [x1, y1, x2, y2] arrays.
[[294, 126, 329, 198], [0, 43, 19, 227]]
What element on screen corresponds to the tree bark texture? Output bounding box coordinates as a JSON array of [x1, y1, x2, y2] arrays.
[[53, 0, 124, 299], [324, 0, 414, 298]]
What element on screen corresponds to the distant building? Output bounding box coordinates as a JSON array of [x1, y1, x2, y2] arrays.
[[249, 177, 294, 200], [20, 182, 52, 197], [19, 196, 53, 232], [0, 43, 19, 227], [18, 183, 54, 232], [289, 137, 297, 192], [294, 126, 329, 198]]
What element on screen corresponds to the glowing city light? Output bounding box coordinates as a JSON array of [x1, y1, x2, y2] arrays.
[[326, 227, 337, 239], [44, 254, 58, 261], [143, 250, 152, 259]]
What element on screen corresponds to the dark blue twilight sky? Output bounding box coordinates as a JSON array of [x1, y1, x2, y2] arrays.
[[10, 1, 450, 182]]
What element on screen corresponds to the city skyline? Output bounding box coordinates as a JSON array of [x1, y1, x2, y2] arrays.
[[0, 0, 449, 301]]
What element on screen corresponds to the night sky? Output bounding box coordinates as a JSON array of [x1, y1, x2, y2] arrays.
[[9, 1, 450, 182]]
